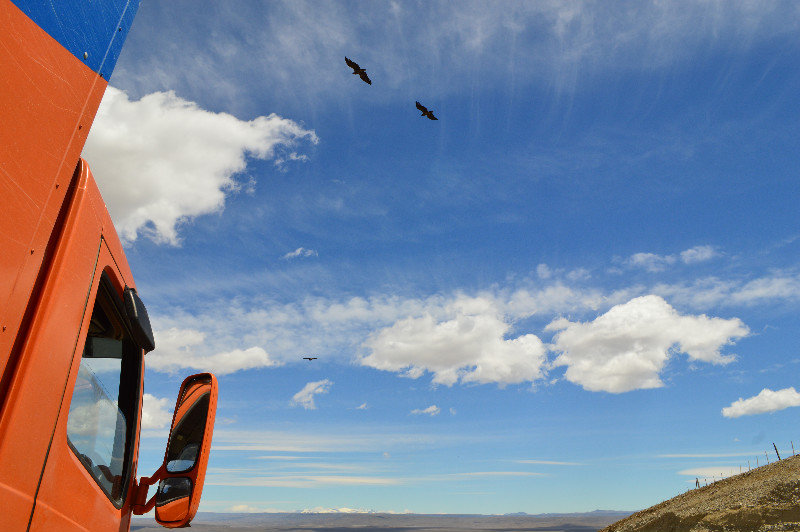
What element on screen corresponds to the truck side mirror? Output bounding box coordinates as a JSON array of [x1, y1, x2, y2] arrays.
[[133, 373, 217, 527]]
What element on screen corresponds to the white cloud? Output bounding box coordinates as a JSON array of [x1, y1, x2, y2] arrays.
[[627, 246, 717, 272], [147, 327, 281, 375], [411, 405, 440, 416], [291, 379, 332, 410], [627, 252, 676, 272], [141, 393, 173, 430], [145, 267, 800, 384], [208, 474, 398, 488], [722, 387, 800, 418], [566, 268, 591, 281], [449, 471, 546, 478], [361, 296, 547, 386], [549, 295, 748, 393], [206, 426, 479, 454], [282, 247, 319, 260], [731, 276, 800, 305], [678, 467, 737, 479], [515, 460, 583, 466], [536, 264, 552, 279], [83, 87, 318, 244], [680, 245, 717, 264], [653, 272, 800, 309], [229, 504, 285, 513], [659, 452, 759, 458]]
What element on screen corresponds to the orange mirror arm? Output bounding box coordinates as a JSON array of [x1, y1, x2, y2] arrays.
[[132, 463, 167, 515]]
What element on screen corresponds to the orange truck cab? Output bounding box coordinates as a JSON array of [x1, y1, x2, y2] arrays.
[[1, 1, 217, 529]]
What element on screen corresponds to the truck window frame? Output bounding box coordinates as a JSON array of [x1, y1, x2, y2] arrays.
[[65, 271, 142, 509]]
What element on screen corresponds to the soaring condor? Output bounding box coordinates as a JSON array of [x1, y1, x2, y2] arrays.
[[345, 57, 371, 85], [415, 101, 438, 120]]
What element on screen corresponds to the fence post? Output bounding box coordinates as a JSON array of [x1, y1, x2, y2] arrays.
[[766, 451, 769, 464], [774, 443, 781, 460], [792, 441, 795, 456]]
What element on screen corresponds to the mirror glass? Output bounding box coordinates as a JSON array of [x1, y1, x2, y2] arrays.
[[155, 477, 192, 523], [165, 376, 211, 473]]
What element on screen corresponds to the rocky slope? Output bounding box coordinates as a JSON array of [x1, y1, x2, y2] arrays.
[[601, 454, 800, 532]]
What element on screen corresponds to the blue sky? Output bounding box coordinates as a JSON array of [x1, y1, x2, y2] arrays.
[[83, 0, 800, 515]]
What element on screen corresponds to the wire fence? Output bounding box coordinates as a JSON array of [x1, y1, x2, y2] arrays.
[[683, 440, 797, 492]]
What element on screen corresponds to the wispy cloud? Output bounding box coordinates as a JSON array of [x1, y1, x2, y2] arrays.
[[678, 467, 739, 479], [145, 262, 800, 396], [658, 452, 762, 458], [626, 246, 718, 272], [282, 247, 319, 260], [515, 460, 583, 466], [206, 473, 401, 488], [680, 245, 718, 264], [115, 2, 800, 110], [627, 252, 676, 272], [205, 467, 546, 489], [228, 504, 286, 513], [449, 471, 546, 478], [653, 271, 800, 309], [410, 405, 440, 416], [722, 387, 800, 418], [211, 428, 485, 453], [291, 379, 333, 410]]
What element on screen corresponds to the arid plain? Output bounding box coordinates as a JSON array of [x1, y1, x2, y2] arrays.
[[132, 511, 630, 532]]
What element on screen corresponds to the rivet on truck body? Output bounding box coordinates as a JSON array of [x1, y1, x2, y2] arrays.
[[83, 52, 88, 59]]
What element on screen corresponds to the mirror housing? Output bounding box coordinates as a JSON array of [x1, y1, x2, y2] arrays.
[[123, 286, 155, 352], [132, 373, 218, 528]]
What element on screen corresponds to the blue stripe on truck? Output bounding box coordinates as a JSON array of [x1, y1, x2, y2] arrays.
[[11, 0, 140, 81]]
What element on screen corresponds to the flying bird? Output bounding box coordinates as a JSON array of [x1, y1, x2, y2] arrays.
[[303, 357, 318, 361], [415, 101, 437, 120], [345, 57, 371, 85]]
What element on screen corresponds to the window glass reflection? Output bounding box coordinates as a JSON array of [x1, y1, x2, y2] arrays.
[[65, 277, 141, 505], [67, 346, 126, 499]]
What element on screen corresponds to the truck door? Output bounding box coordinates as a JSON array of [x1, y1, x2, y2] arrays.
[[28, 242, 143, 531]]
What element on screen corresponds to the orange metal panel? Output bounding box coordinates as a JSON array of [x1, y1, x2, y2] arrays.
[[0, 0, 108, 380], [30, 244, 139, 532], [0, 162, 139, 530]]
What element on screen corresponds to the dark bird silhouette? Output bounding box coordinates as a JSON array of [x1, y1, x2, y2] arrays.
[[345, 57, 371, 85], [415, 101, 437, 120], [303, 357, 317, 361]]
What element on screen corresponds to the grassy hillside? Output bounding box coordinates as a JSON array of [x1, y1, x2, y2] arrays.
[[602, 454, 800, 532]]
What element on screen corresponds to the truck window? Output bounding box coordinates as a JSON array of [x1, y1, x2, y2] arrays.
[[65, 275, 141, 507]]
